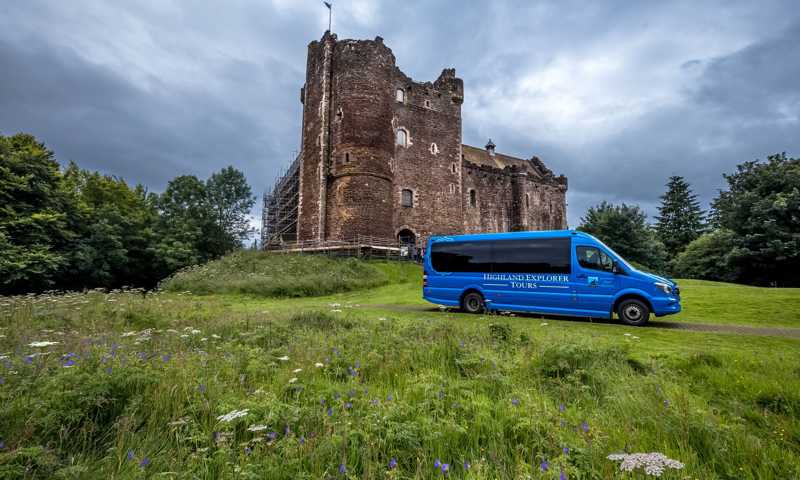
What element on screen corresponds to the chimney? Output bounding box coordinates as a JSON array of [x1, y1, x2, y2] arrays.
[[485, 139, 496, 156]]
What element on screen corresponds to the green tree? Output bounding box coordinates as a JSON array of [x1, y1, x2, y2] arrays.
[[711, 153, 800, 286], [654, 176, 705, 256], [672, 229, 738, 282], [578, 201, 667, 271], [0, 134, 72, 292], [206, 166, 255, 252]]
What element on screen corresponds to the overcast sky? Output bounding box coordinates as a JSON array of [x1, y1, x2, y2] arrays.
[[2, 1, 799, 229]]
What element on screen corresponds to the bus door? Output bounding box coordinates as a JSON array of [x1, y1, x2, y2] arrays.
[[572, 244, 617, 316]]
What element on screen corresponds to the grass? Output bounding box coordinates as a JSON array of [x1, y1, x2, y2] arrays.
[[161, 251, 419, 297], [0, 258, 799, 479]]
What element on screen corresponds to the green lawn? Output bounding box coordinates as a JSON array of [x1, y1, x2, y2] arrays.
[[1, 256, 798, 479]]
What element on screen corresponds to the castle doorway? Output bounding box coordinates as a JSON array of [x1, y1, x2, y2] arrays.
[[397, 229, 417, 258]]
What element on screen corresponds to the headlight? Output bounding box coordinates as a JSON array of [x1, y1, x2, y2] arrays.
[[654, 282, 673, 295]]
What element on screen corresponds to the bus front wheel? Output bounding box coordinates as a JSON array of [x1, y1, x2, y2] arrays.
[[461, 291, 485, 314], [617, 299, 650, 326]]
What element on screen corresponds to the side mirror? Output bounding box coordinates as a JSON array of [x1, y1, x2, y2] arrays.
[[612, 261, 623, 274]]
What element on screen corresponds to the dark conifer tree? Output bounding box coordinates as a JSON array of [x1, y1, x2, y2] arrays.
[[654, 176, 705, 256]]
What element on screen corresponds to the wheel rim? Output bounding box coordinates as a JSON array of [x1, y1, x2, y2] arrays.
[[624, 305, 642, 321], [467, 296, 480, 311]]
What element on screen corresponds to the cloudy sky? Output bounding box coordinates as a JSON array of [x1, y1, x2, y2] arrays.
[[2, 1, 799, 229]]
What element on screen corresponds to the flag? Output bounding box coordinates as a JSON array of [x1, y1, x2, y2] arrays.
[[324, 2, 331, 8]]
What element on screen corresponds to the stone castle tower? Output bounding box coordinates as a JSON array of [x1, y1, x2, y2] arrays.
[[262, 32, 567, 249]]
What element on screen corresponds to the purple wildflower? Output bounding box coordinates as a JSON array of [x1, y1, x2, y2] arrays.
[[560, 470, 567, 480], [388, 458, 397, 469], [198, 384, 206, 393], [0, 377, 5, 385], [387, 393, 393, 401], [559, 403, 566, 412], [354, 361, 361, 369], [127, 450, 135, 461], [511, 398, 519, 406], [348, 366, 356, 377], [581, 421, 590, 433], [540, 460, 549, 472], [244, 446, 252, 455], [434, 459, 441, 468], [285, 425, 291, 435], [327, 407, 333, 417], [663, 399, 670, 407], [438, 390, 445, 400], [441, 463, 449, 474], [139, 457, 150, 468], [267, 432, 277, 441], [563, 446, 570, 455], [463, 461, 470, 470], [560, 420, 566, 428], [105, 367, 113, 375], [162, 354, 170, 363], [63, 359, 76, 367], [339, 463, 346, 474], [299, 435, 305, 445], [320, 398, 326, 405], [371, 398, 379, 406], [23, 356, 33, 365], [345, 402, 352, 409], [0, 439, 4, 449]]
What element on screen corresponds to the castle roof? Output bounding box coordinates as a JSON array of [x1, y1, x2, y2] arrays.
[[461, 144, 560, 182]]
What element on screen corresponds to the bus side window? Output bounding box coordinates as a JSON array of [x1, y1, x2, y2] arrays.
[[576, 246, 613, 272]]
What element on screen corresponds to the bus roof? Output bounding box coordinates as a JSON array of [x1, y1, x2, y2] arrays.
[[427, 229, 596, 243]]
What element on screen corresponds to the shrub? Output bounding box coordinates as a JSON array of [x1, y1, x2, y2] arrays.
[[672, 229, 738, 281]]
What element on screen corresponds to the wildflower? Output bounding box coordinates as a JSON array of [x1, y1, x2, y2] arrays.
[[559, 403, 566, 412], [387, 393, 393, 401], [267, 432, 277, 441], [127, 450, 135, 461], [540, 322, 548, 326], [560, 470, 567, 480], [289, 377, 298, 384], [23, 356, 33, 365], [0, 439, 4, 449], [320, 398, 326, 405], [581, 421, 590, 433], [63, 359, 76, 367], [607, 452, 685, 477], [293, 368, 302, 373], [563, 446, 570, 455], [299, 435, 305, 444], [217, 409, 249, 422], [463, 461, 470, 470], [277, 356, 289, 361], [511, 398, 519, 406], [327, 407, 333, 417], [198, 384, 207, 393], [162, 354, 170, 363], [624, 333, 631, 337], [284, 425, 291, 435], [244, 446, 252, 455], [339, 463, 346, 473], [348, 366, 357, 377], [441, 463, 449, 474], [540, 460, 549, 471], [345, 402, 352, 409], [139, 457, 150, 468], [247, 424, 269, 432], [663, 399, 670, 407], [0, 377, 4, 385], [434, 459, 441, 468], [438, 390, 445, 400], [315, 362, 324, 368], [28, 341, 59, 348], [354, 361, 361, 369], [371, 399, 379, 406], [105, 367, 113, 375], [388, 457, 397, 469]]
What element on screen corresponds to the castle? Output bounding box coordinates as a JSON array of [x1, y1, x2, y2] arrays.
[[262, 32, 568, 250]]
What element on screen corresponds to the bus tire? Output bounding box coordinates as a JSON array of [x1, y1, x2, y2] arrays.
[[617, 299, 649, 326], [461, 291, 485, 314]]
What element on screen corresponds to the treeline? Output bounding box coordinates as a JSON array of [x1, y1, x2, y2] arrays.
[[0, 133, 255, 294], [578, 153, 800, 287]]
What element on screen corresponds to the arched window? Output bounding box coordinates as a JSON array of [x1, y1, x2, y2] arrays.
[[424, 99, 431, 108], [429, 143, 439, 155], [401, 189, 413, 207], [525, 193, 530, 208], [395, 128, 408, 147], [396, 89, 405, 103], [469, 189, 477, 208]]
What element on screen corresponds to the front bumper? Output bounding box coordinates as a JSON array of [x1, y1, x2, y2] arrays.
[[652, 296, 681, 317]]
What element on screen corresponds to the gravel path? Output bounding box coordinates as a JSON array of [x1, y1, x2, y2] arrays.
[[364, 304, 800, 338]]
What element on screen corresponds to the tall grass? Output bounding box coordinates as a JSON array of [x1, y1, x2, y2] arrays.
[[160, 251, 418, 297], [0, 288, 798, 478]]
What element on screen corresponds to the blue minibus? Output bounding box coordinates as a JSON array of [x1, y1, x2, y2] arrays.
[[423, 230, 681, 326]]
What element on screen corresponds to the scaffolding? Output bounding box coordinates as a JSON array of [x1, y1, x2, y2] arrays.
[[262, 153, 301, 248]]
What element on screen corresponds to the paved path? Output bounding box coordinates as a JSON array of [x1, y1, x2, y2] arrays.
[[363, 304, 800, 339]]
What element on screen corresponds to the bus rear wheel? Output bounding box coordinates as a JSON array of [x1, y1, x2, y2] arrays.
[[617, 299, 649, 326], [461, 291, 485, 314]]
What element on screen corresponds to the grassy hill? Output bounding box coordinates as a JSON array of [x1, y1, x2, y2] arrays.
[[1, 255, 798, 478]]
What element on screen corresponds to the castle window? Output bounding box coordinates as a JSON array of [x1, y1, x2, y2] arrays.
[[395, 128, 408, 147], [396, 88, 405, 103], [451, 163, 457, 174], [525, 193, 530, 209], [345, 153, 350, 163], [429, 143, 439, 155], [469, 189, 477, 208], [401, 189, 413, 207], [424, 99, 431, 108], [448, 183, 455, 194]]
